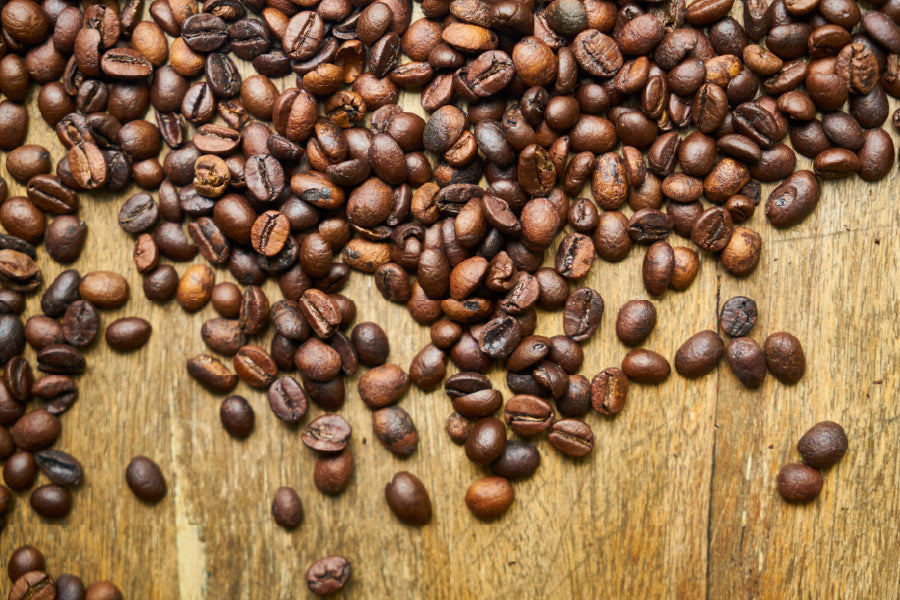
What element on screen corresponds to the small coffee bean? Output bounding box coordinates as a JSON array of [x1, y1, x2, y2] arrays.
[[34, 449, 82, 488], [9, 572, 55, 600], [489, 440, 541, 480], [547, 419, 593, 457], [267, 376, 309, 425], [591, 367, 628, 415], [31, 375, 78, 415], [373, 406, 418, 457], [220, 395, 254, 438], [776, 463, 823, 503], [7, 546, 45, 583], [385, 471, 432, 525], [186, 354, 237, 394], [719, 296, 758, 337], [504, 395, 553, 436], [12, 410, 60, 452], [621, 349, 670, 384], [764, 332, 806, 384], [271, 486, 303, 529], [4, 452, 37, 490], [797, 421, 848, 469], [675, 330, 725, 377], [303, 413, 351, 452], [125, 456, 167, 503], [306, 556, 351, 596], [724, 334, 766, 388], [313, 451, 354, 495], [615, 300, 656, 346], [465, 475, 514, 519], [105, 317, 151, 352], [31, 484, 73, 518], [358, 364, 409, 409]]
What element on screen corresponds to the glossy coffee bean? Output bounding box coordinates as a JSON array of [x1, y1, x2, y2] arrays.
[[621, 349, 670, 384], [465, 476, 514, 519], [125, 456, 167, 503], [385, 471, 432, 525], [674, 330, 725, 377]]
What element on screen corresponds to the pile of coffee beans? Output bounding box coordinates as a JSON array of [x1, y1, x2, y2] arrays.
[[0, 0, 879, 588], [777, 420, 848, 502], [4, 544, 123, 600]]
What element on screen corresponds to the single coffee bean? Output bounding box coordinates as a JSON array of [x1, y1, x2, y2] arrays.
[[563, 287, 603, 342], [186, 354, 237, 394], [764, 332, 806, 384], [34, 449, 82, 487], [373, 406, 419, 457], [489, 440, 541, 480], [105, 317, 151, 352], [143, 265, 179, 302], [62, 300, 99, 347], [12, 410, 60, 451], [3, 356, 32, 401], [313, 451, 354, 495], [78, 271, 129, 309], [303, 414, 351, 452], [719, 296, 758, 337], [408, 344, 447, 391], [675, 330, 725, 377], [9, 572, 55, 600], [31, 375, 78, 415], [621, 348, 670, 384], [358, 364, 410, 409], [295, 338, 341, 382], [306, 556, 351, 596], [267, 376, 309, 425], [615, 300, 657, 346], [55, 574, 86, 600], [385, 471, 432, 525], [504, 395, 554, 436], [220, 395, 254, 438], [797, 421, 848, 469], [177, 264, 214, 312], [31, 484, 73, 518], [547, 419, 594, 457], [271, 486, 303, 529], [233, 345, 277, 389], [726, 337, 767, 388], [84, 581, 122, 600], [125, 456, 167, 503], [642, 241, 674, 296], [776, 463, 823, 503], [591, 367, 628, 415], [465, 475, 514, 519], [7, 546, 45, 583], [4, 452, 37, 490], [765, 170, 821, 228]]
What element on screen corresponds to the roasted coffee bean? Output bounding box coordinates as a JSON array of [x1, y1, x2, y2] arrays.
[[726, 337, 767, 388], [34, 449, 81, 488], [547, 418, 593, 457], [465, 475, 514, 519], [306, 556, 351, 596], [358, 364, 409, 409], [31, 375, 78, 415], [54, 574, 86, 600], [489, 439, 541, 480], [79, 271, 129, 309], [143, 265, 179, 302], [764, 332, 805, 384], [271, 486, 303, 529], [765, 170, 821, 228], [295, 338, 341, 382], [7, 546, 45, 583], [299, 289, 341, 338], [372, 406, 418, 457], [628, 208, 672, 243], [31, 484, 73, 518], [591, 367, 628, 415], [186, 354, 237, 393], [719, 296, 758, 337], [61, 300, 99, 348], [104, 317, 151, 353], [776, 463, 823, 503], [691, 207, 733, 252], [177, 264, 214, 312], [220, 395, 254, 438], [504, 395, 554, 436], [8, 572, 55, 600], [798, 421, 848, 469], [642, 241, 674, 296], [0, 249, 41, 293], [36, 344, 85, 375], [563, 287, 603, 342], [84, 581, 122, 600], [303, 413, 351, 452], [4, 452, 37, 490], [674, 330, 725, 377], [233, 345, 277, 389], [621, 348, 670, 383], [2, 356, 32, 401], [313, 451, 353, 495], [615, 300, 656, 346], [385, 471, 432, 525], [351, 322, 390, 367], [268, 376, 309, 425]]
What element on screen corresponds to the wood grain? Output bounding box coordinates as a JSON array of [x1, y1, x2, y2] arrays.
[[1, 4, 899, 598]]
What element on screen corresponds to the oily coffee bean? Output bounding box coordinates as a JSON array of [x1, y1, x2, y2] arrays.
[[797, 421, 848, 469], [465, 475, 514, 519], [764, 332, 806, 384], [3, 356, 32, 401], [591, 367, 628, 415], [31, 375, 78, 415], [621, 349, 670, 384], [31, 484, 73, 518], [125, 456, 167, 503], [674, 330, 725, 377], [62, 300, 99, 347], [490, 440, 541, 480], [765, 170, 821, 228], [563, 287, 603, 342], [776, 463, 823, 503], [372, 406, 419, 457], [385, 471, 432, 525], [271, 486, 303, 529], [547, 419, 593, 457], [303, 414, 351, 452], [34, 449, 82, 487], [105, 317, 152, 352], [268, 376, 309, 424], [306, 556, 351, 596], [36, 344, 85, 376], [615, 300, 657, 346], [504, 395, 554, 436], [4, 452, 37, 490], [220, 395, 255, 438], [12, 409, 61, 451], [351, 322, 390, 367], [719, 296, 758, 337]]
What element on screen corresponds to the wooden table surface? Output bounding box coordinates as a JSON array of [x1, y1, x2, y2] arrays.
[[2, 6, 900, 598]]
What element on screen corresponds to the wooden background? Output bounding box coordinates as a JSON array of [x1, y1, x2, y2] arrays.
[[2, 4, 900, 598]]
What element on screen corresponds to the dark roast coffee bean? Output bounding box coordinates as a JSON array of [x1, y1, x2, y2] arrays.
[[563, 287, 603, 342], [385, 471, 432, 525], [8, 572, 55, 600], [797, 421, 848, 469], [764, 332, 805, 384], [34, 449, 81, 487], [302, 414, 351, 452], [220, 395, 254, 438], [489, 440, 540, 480], [3, 452, 37, 490], [776, 463, 822, 503], [271, 486, 303, 529], [674, 330, 725, 377], [504, 395, 554, 436], [615, 300, 656, 346], [591, 367, 628, 415], [621, 349, 670, 383], [306, 556, 351, 596], [372, 406, 418, 456], [726, 337, 767, 388], [186, 354, 237, 393], [268, 376, 309, 425], [126, 455, 167, 502], [62, 300, 99, 347], [719, 296, 758, 337], [105, 317, 151, 352], [547, 419, 593, 457], [31, 484, 73, 518]]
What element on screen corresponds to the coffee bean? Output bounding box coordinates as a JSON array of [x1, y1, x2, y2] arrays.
[[797, 421, 848, 469], [306, 556, 351, 596], [615, 300, 657, 346], [563, 287, 603, 342], [271, 486, 303, 529], [489, 440, 541, 480], [7, 546, 45, 583], [303, 413, 351, 452], [675, 330, 725, 377], [295, 338, 341, 382], [504, 395, 554, 436], [79, 271, 129, 309], [764, 332, 806, 384], [12, 410, 60, 452], [725, 337, 767, 388], [776, 463, 823, 503], [31, 483, 73, 518], [0, 249, 42, 294], [358, 364, 409, 409], [233, 345, 277, 389], [186, 354, 237, 394], [104, 317, 151, 352], [9, 572, 55, 600], [314, 451, 353, 495], [371, 403, 420, 458], [452, 388, 503, 419], [3, 356, 32, 401], [31, 375, 78, 415], [719, 296, 758, 337], [34, 449, 82, 487], [385, 471, 432, 525], [591, 367, 628, 415], [547, 419, 593, 457], [126, 456, 167, 503], [268, 376, 309, 425], [84, 581, 123, 600], [177, 264, 214, 312], [465, 475, 514, 519], [642, 241, 674, 296], [765, 170, 821, 228], [621, 349, 670, 384], [4, 452, 37, 490], [55, 574, 86, 600], [61, 300, 99, 348]]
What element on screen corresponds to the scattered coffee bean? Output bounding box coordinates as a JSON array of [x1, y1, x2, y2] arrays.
[[797, 421, 848, 469], [776, 463, 823, 503], [385, 471, 432, 525], [125, 456, 167, 503]]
